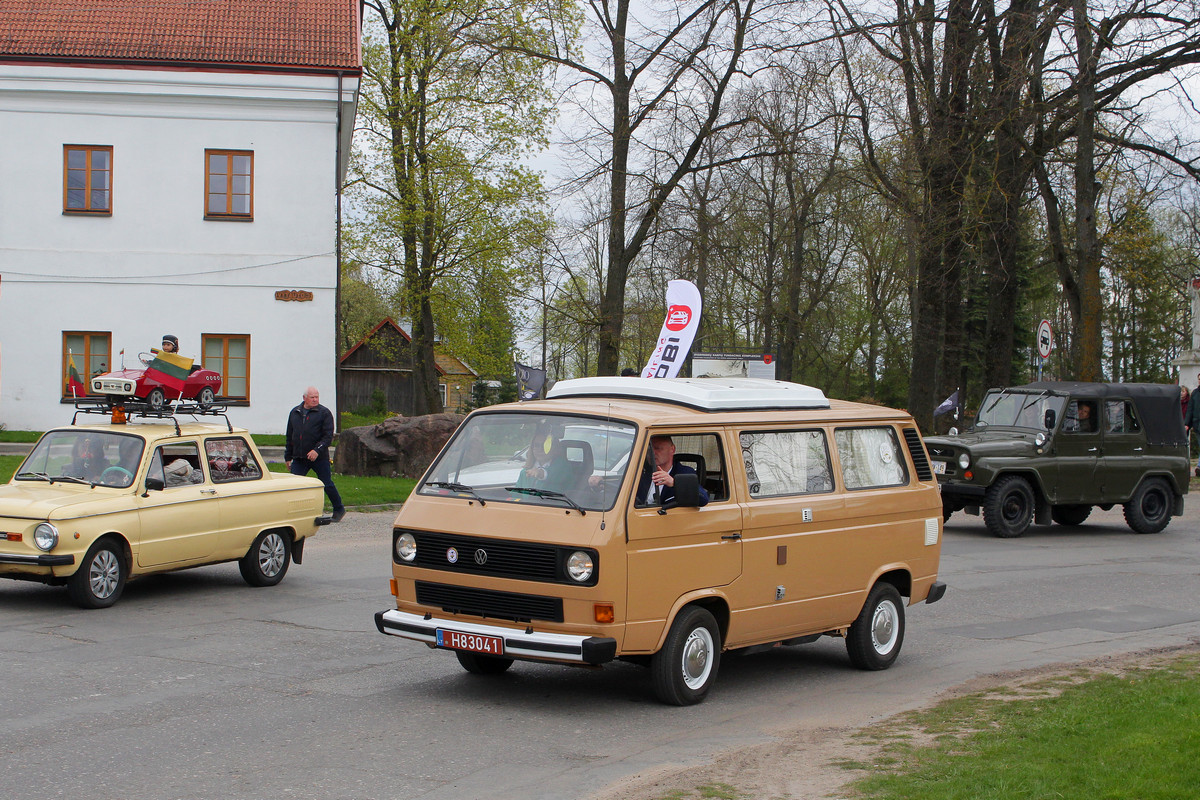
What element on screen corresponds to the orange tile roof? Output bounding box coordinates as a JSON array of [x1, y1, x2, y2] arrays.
[[0, 0, 360, 72]]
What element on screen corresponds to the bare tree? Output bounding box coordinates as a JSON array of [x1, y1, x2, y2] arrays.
[[498, 0, 764, 374]]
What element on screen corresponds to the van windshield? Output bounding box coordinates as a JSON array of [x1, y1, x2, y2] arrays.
[[422, 413, 638, 512]]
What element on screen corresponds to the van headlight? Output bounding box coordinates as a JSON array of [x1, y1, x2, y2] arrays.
[[394, 532, 417, 562], [566, 550, 594, 583], [34, 523, 59, 552], [958, 453, 971, 469]]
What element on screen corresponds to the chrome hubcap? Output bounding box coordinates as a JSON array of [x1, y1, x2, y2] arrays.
[[871, 600, 899, 654], [89, 550, 120, 599], [258, 534, 286, 577], [681, 627, 714, 689]]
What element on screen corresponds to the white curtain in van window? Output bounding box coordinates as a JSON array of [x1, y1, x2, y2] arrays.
[[835, 428, 908, 489], [642, 280, 702, 378]]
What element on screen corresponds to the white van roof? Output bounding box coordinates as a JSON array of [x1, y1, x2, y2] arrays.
[[546, 377, 830, 411]]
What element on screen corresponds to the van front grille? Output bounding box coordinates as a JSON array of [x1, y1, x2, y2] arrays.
[[405, 529, 558, 581], [415, 581, 564, 623], [394, 529, 598, 586]]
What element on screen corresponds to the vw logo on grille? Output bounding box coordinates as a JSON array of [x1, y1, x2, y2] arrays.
[[474, 549, 488, 566], [446, 547, 459, 564]]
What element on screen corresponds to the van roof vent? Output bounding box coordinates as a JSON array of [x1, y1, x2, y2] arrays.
[[546, 377, 830, 411]]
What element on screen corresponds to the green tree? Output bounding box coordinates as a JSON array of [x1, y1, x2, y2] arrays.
[[351, 0, 571, 413]]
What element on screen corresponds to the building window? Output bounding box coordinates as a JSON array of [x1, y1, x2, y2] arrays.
[[62, 332, 111, 398], [202, 334, 250, 400], [205, 150, 253, 219], [63, 145, 112, 214]]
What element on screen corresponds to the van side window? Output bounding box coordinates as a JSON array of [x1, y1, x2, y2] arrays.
[[740, 430, 833, 497], [637, 432, 728, 504], [834, 427, 908, 489], [1105, 400, 1140, 434]]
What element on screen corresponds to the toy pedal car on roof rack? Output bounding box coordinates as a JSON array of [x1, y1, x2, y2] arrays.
[[90, 351, 222, 410]]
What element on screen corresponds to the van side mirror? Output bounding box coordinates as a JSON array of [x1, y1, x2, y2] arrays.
[[659, 472, 701, 514], [1044, 409, 1057, 430], [145, 476, 165, 492]]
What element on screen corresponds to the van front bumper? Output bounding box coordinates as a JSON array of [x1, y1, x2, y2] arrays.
[[375, 608, 617, 665]]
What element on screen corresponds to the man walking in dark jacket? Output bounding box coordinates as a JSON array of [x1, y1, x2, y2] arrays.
[[285, 386, 345, 521], [1185, 373, 1200, 477]]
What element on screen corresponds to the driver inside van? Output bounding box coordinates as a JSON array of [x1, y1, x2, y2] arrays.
[[637, 435, 710, 507]]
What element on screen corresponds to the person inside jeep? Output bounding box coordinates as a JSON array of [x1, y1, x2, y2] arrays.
[[1065, 401, 1097, 433]]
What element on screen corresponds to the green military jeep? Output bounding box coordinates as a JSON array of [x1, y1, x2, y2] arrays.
[[924, 382, 1189, 538]]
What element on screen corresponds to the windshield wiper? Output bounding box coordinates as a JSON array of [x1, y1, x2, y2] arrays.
[[18, 471, 93, 486], [425, 481, 486, 506], [51, 475, 95, 486], [505, 486, 586, 515]]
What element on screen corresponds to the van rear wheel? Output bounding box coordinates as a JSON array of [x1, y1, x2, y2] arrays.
[[651, 606, 721, 706], [847, 583, 905, 670], [1051, 504, 1091, 526]]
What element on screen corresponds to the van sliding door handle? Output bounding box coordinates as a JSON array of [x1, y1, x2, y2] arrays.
[[721, 533, 741, 540]]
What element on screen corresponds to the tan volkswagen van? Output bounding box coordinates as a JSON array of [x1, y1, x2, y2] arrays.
[[376, 377, 946, 704]]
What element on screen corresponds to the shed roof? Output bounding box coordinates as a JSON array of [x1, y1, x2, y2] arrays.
[[0, 0, 360, 72]]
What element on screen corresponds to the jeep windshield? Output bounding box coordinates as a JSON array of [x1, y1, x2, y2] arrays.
[[16, 430, 145, 488], [975, 390, 1067, 430], [421, 412, 637, 512]]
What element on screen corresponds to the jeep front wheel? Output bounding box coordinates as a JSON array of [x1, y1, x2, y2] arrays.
[[983, 475, 1035, 538], [1124, 478, 1172, 534]]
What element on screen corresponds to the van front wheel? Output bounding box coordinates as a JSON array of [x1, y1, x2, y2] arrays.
[[847, 583, 905, 670], [455, 651, 514, 675], [651, 606, 721, 706]]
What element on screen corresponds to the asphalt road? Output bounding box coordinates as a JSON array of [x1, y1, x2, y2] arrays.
[[3, 502, 1199, 800]]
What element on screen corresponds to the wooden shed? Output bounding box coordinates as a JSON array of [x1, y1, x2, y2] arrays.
[[339, 318, 479, 415]]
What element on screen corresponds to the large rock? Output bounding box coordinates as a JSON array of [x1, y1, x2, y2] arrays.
[[335, 413, 465, 478]]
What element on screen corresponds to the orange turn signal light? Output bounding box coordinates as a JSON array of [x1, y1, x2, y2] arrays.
[[594, 603, 614, 624], [964, 470, 974, 480], [389, 578, 398, 597], [5, 533, 20, 542]]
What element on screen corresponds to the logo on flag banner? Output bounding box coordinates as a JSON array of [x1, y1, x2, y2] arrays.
[[515, 362, 546, 400], [642, 280, 702, 379], [145, 350, 194, 393], [934, 390, 960, 418]]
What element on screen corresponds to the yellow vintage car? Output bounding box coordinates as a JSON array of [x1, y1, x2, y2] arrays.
[[0, 409, 328, 608]]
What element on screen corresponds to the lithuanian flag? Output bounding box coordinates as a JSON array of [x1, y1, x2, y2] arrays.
[[66, 353, 86, 396], [145, 350, 194, 392]]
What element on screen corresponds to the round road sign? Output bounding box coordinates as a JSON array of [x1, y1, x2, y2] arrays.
[[1037, 319, 1053, 359]]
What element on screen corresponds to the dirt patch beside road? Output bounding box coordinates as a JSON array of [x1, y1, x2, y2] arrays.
[[590, 643, 1200, 800]]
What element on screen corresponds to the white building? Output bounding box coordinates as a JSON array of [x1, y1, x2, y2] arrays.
[[0, 0, 360, 433]]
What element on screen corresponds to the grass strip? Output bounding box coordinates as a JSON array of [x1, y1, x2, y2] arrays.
[[842, 653, 1200, 799]]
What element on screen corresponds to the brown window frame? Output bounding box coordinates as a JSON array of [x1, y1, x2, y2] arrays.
[[204, 149, 254, 220], [201, 333, 251, 402], [61, 331, 111, 399], [63, 145, 113, 215]]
